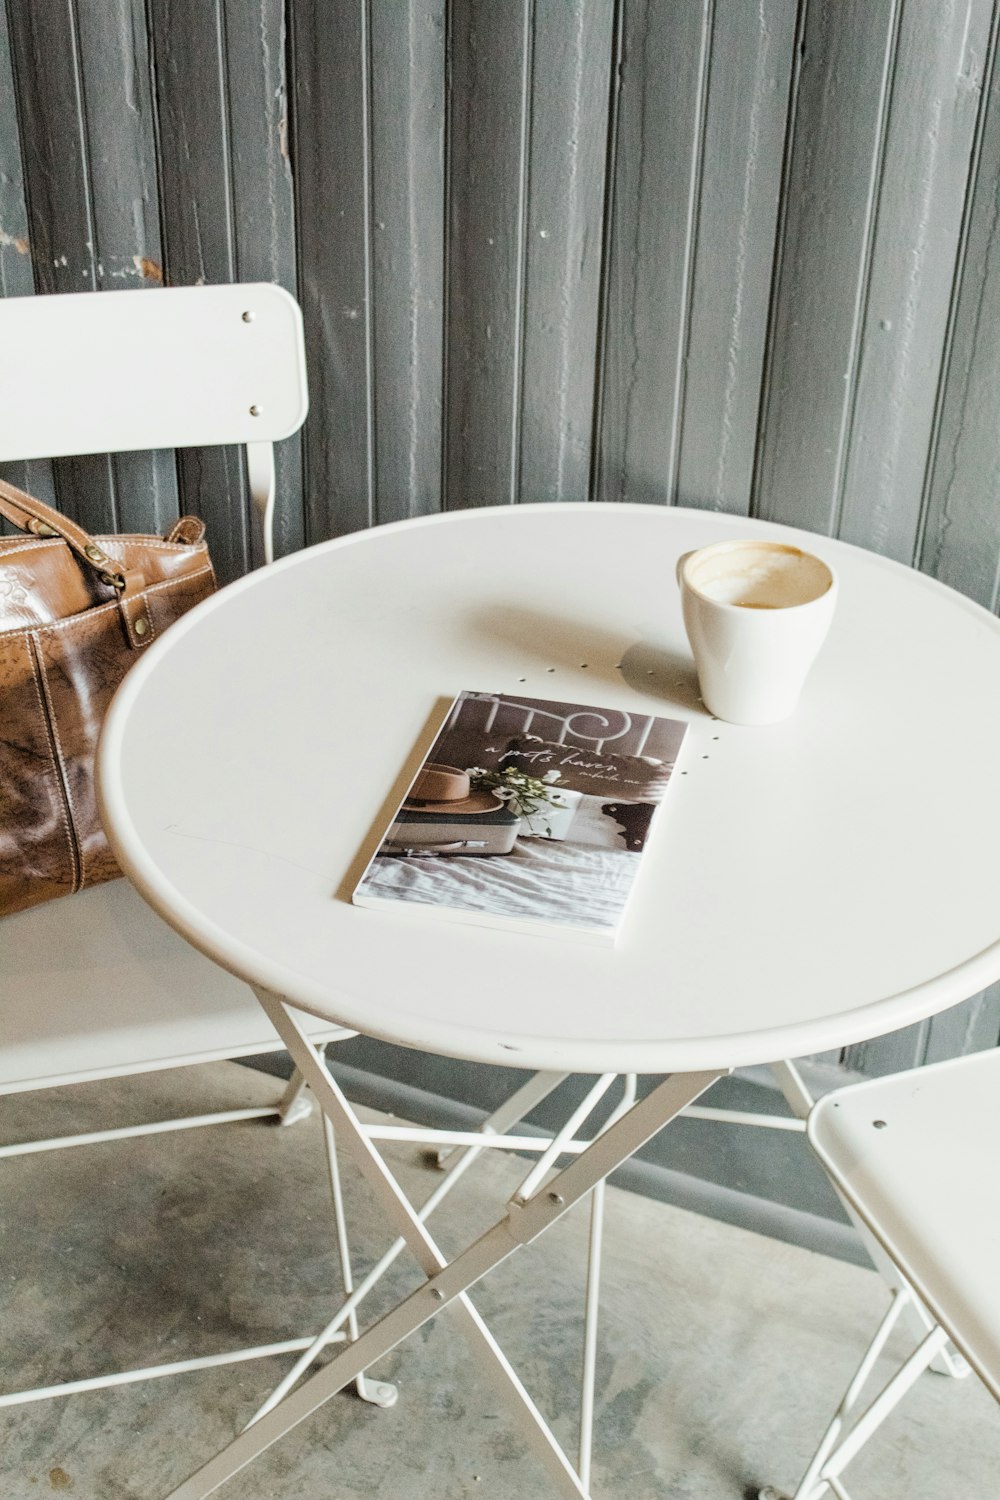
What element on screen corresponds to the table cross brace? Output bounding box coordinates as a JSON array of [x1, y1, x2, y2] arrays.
[[161, 988, 723, 1499]]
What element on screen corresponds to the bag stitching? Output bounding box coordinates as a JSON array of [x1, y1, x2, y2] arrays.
[[26, 632, 81, 894], [0, 538, 208, 559], [0, 539, 69, 561], [99, 538, 210, 555], [1, 565, 216, 643]]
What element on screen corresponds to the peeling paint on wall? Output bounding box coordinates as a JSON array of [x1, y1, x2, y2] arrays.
[[132, 254, 163, 282], [0, 228, 29, 255]]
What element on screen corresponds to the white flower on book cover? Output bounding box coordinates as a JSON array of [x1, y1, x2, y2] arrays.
[[465, 764, 572, 838]]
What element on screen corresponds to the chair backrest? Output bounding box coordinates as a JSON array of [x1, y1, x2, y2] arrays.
[[808, 1048, 1000, 1402], [0, 282, 308, 563]]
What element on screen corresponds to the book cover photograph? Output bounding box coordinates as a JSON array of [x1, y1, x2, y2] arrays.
[[352, 690, 688, 944]]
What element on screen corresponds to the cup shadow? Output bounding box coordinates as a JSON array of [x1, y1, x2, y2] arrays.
[[460, 604, 706, 716]]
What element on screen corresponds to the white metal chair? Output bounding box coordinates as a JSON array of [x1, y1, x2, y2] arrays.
[[762, 1049, 1000, 1500], [0, 284, 572, 1421], [0, 282, 392, 1407]]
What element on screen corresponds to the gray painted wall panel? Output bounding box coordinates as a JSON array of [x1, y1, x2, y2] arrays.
[[920, 13, 1000, 608], [517, 0, 612, 506], [369, 1, 445, 524], [289, 0, 374, 544], [445, 0, 533, 508], [76, 0, 163, 287], [6, 0, 116, 532], [677, 0, 798, 515], [0, 4, 31, 303], [76, 0, 179, 536], [150, 1, 235, 285], [6, 0, 96, 296], [2, 0, 1000, 1081], [924, 982, 1000, 1063], [755, 0, 901, 535], [0, 1, 55, 507], [844, 982, 1000, 1078], [595, 0, 711, 507], [222, 0, 303, 562], [149, 0, 249, 584], [837, 0, 993, 564], [901, 14, 1000, 1075]]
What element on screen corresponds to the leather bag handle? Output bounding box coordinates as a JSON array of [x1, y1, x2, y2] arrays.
[[0, 476, 144, 595], [0, 476, 163, 648]]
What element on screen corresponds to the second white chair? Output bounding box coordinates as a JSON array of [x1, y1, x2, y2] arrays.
[[762, 1048, 999, 1500]]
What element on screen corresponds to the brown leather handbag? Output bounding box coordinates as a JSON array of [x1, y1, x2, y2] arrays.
[[0, 478, 217, 916]]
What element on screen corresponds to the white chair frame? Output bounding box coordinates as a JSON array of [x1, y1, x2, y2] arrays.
[[0, 283, 398, 1407], [0, 286, 596, 1441], [761, 1049, 998, 1500]]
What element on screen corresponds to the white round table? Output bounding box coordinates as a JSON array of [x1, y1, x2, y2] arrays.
[[100, 502, 1000, 1075], [96, 503, 1000, 1499]]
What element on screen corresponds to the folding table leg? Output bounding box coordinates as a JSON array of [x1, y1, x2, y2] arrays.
[[576, 1072, 636, 1490], [160, 990, 724, 1500], [243, 1063, 572, 1427]]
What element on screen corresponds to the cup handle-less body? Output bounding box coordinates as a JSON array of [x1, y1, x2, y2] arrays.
[[676, 546, 837, 725]]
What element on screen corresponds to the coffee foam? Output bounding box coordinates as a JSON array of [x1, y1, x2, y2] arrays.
[[689, 545, 831, 609]]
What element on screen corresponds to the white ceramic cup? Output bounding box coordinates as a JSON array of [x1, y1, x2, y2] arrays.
[[676, 539, 837, 725]]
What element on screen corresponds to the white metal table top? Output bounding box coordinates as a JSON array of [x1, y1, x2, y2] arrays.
[[98, 503, 1000, 1076]]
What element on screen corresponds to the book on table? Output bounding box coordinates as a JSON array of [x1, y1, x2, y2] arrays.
[[352, 689, 689, 945]]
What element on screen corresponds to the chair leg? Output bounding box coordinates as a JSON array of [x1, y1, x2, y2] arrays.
[[276, 1069, 313, 1127], [790, 1287, 909, 1499], [805, 1320, 949, 1498], [319, 1107, 398, 1409], [760, 1291, 951, 1500]]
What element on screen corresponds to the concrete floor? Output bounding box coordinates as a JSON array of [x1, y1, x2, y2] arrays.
[[1, 1062, 997, 1500]]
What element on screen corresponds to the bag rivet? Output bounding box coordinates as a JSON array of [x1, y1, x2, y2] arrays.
[[249, 404, 261, 416], [134, 617, 149, 638], [85, 544, 106, 562]]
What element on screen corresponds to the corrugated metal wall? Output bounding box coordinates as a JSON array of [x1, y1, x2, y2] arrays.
[[3, 0, 1000, 1076]]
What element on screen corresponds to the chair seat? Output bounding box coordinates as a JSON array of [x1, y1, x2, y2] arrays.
[[1, 879, 348, 1096], [808, 1049, 1000, 1401]]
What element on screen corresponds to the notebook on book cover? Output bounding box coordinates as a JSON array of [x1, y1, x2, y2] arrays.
[[352, 689, 688, 946]]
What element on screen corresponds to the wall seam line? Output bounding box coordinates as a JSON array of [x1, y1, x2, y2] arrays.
[[748, 0, 810, 523], [913, 0, 1000, 580], [361, 0, 376, 529], [830, 0, 906, 541], [586, 0, 625, 505], [671, 0, 716, 506], [509, 0, 535, 506]]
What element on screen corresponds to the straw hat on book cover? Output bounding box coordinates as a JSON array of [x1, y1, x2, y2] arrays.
[[402, 763, 507, 816]]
